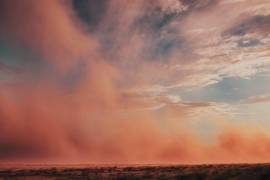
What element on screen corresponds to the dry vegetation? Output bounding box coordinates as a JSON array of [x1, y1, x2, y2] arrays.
[[1, 164, 270, 179]]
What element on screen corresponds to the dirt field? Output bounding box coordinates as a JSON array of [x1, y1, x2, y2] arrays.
[[1, 164, 270, 179]]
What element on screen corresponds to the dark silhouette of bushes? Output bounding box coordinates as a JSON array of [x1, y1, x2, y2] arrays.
[[1, 164, 270, 179]]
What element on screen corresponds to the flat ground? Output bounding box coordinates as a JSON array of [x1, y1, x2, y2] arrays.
[[1, 164, 270, 179]]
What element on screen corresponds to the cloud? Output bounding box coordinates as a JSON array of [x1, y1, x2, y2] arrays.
[[72, 0, 109, 29], [243, 93, 270, 104], [223, 15, 270, 37], [159, 0, 188, 14]]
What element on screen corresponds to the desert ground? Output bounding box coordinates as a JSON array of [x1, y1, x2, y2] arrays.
[[1, 164, 270, 179]]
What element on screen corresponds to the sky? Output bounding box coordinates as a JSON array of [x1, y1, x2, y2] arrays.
[[0, 0, 270, 164]]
